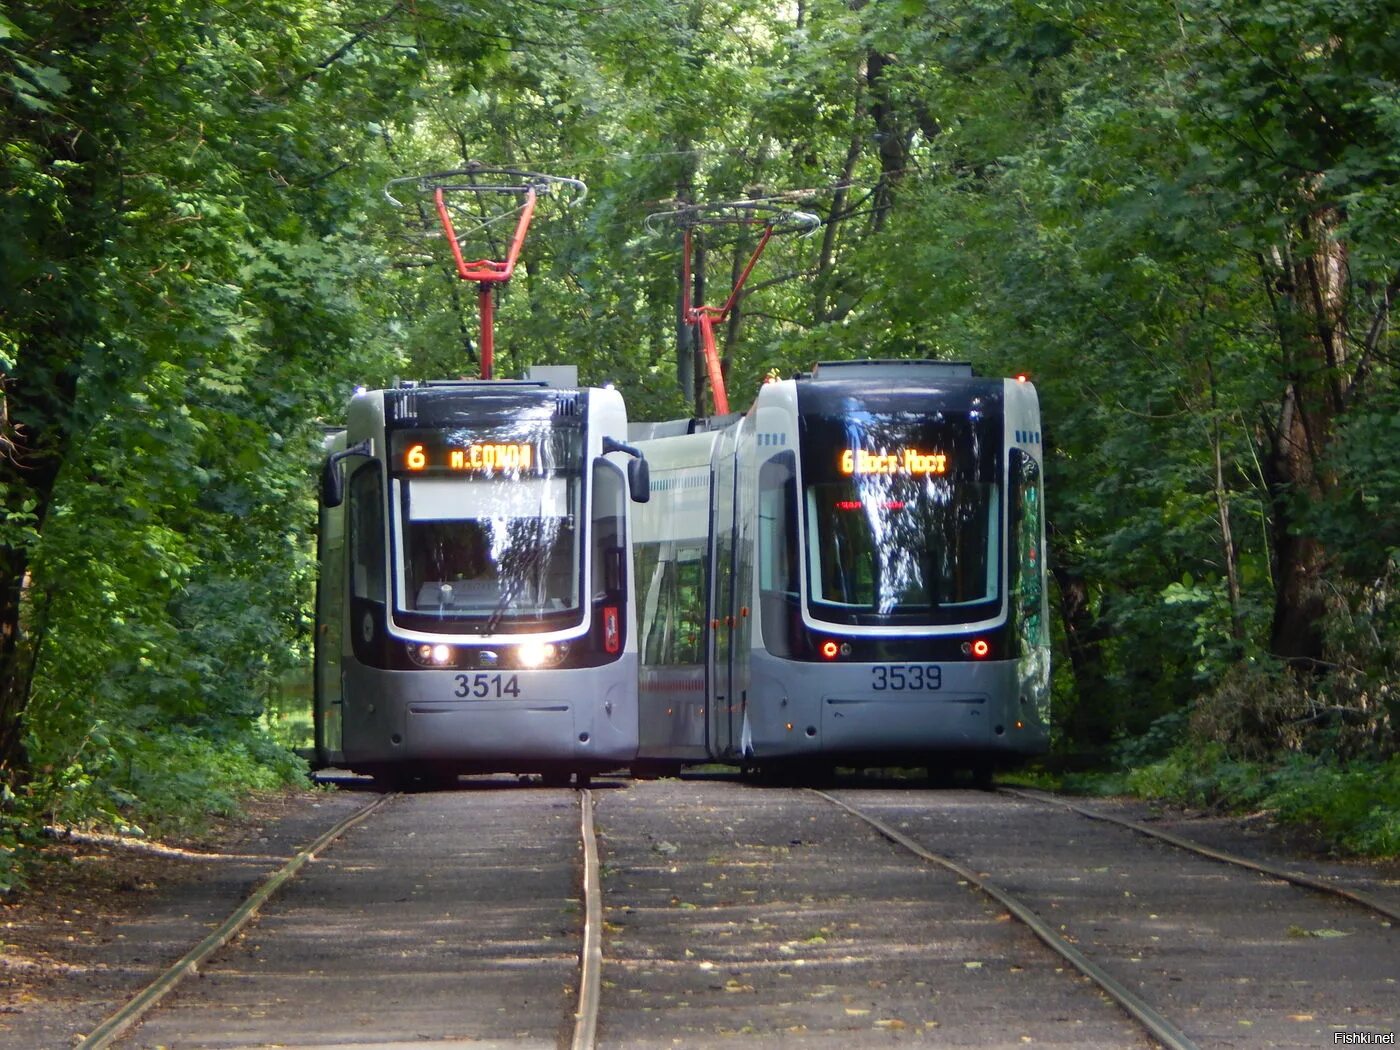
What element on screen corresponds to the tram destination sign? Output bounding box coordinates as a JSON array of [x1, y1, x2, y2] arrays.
[[393, 431, 541, 476], [840, 448, 948, 476]]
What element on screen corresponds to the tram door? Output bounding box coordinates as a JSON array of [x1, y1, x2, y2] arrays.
[[708, 432, 739, 758]]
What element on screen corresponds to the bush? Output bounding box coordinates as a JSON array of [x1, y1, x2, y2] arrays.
[[26, 721, 307, 843], [1125, 748, 1400, 857]]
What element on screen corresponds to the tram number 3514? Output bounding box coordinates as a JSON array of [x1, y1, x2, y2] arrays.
[[454, 673, 522, 699], [871, 664, 942, 691]]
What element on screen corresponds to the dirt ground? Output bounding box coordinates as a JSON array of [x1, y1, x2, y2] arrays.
[[2, 782, 1397, 1048], [0, 787, 366, 1047]]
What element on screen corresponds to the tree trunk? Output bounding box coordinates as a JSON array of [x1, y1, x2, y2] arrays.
[[1050, 562, 1118, 749], [1258, 209, 1349, 667], [0, 12, 109, 788]]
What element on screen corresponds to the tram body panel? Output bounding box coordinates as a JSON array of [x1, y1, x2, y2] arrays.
[[743, 652, 1042, 760], [314, 429, 348, 768], [340, 658, 639, 768]]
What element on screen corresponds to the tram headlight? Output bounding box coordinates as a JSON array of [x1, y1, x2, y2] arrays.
[[515, 641, 569, 668], [405, 642, 457, 668]]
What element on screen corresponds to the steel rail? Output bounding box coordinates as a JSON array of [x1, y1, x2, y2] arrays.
[[1000, 786, 1400, 925], [571, 788, 604, 1050], [76, 793, 398, 1050], [812, 788, 1201, 1050]]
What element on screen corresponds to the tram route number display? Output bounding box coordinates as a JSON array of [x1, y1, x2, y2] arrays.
[[871, 664, 943, 691], [454, 673, 522, 699]]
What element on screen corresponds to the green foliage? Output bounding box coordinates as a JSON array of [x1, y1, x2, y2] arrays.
[[1125, 749, 1400, 858], [2, 0, 1398, 883]]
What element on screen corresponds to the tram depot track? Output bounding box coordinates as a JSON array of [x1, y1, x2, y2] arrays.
[[58, 777, 1397, 1049]]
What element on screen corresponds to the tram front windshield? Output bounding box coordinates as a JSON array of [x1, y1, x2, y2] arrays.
[[389, 419, 583, 632], [801, 407, 1001, 627]]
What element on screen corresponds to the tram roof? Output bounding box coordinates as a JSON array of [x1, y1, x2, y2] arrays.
[[798, 359, 976, 382]]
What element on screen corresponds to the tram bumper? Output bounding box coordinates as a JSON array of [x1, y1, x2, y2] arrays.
[[747, 654, 1046, 761], [341, 659, 639, 771]]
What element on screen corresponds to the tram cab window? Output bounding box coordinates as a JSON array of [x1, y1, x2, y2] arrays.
[[758, 452, 799, 598], [348, 463, 385, 603], [591, 459, 626, 599], [397, 475, 581, 620], [758, 451, 800, 656]]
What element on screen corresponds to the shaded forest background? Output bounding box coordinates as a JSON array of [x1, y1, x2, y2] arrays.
[[2, 0, 1398, 881]]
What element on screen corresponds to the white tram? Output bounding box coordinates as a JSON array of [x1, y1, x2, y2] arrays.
[[314, 372, 650, 786], [629, 360, 1050, 780]]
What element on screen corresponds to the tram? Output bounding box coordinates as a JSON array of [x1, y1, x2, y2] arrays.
[[629, 359, 1050, 780], [314, 371, 650, 786]]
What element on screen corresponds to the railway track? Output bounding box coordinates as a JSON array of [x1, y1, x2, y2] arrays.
[[814, 783, 1400, 1048], [814, 789, 1197, 1049], [74, 783, 604, 1050], [37, 777, 1399, 1048], [595, 778, 1163, 1047], [998, 785, 1400, 925]]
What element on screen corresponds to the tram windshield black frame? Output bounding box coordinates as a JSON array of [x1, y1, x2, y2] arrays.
[[386, 404, 587, 635], [798, 395, 1003, 628]]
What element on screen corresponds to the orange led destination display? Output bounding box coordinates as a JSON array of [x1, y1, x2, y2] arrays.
[[840, 448, 948, 476], [404, 441, 535, 473]]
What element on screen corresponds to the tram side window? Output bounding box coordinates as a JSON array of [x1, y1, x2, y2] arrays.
[[1009, 449, 1046, 651], [591, 459, 626, 599], [348, 463, 386, 603], [638, 544, 706, 667]]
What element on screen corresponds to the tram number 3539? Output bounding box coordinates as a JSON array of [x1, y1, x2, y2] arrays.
[[871, 664, 942, 691], [454, 673, 522, 699]]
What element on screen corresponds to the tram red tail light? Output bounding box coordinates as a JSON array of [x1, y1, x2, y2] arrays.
[[820, 640, 840, 660], [960, 638, 991, 660]]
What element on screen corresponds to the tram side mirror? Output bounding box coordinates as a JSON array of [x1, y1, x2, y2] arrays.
[[321, 440, 372, 508], [628, 456, 650, 504], [322, 455, 345, 508], [603, 436, 650, 504]]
